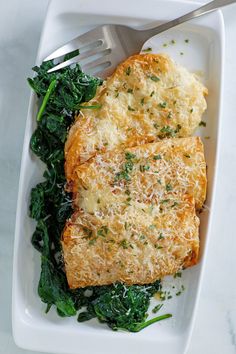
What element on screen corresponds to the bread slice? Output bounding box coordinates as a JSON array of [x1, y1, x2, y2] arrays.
[[62, 137, 206, 288], [62, 194, 199, 289], [72, 136, 206, 210], [65, 53, 207, 189]]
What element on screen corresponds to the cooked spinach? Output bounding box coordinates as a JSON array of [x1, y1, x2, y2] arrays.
[[77, 281, 171, 332], [37, 219, 77, 316], [29, 57, 102, 318], [29, 57, 171, 331]]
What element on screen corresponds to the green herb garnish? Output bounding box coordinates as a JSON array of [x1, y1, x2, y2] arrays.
[[125, 66, 131, 75], [128, 105, 135, 111], [115, 152, 136, 182], [148, 75, 160, 82], [142, 47, 152, 52], [159, 102, 167, 109], [97, 226, 109, 237], [140, 164, 150, 172], [150, 91, 155, 97], [152, 304, 163, 313], [158, 232, 164, 240], [166, 183, 173, 192], [199, 120, 206, 127]]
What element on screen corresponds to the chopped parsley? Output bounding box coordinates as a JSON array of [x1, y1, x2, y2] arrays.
[[140, 164, 150, 172], [170, 39, 176, 45], [124, 222, 129, 230], [148, 75, 160, 82], [150, 91, 155, 97], [160, 125, 175, 137], [120, 239, 133, 249], [199, 120, 206, 127], [157, 290, 172, 301], [185, 39, 189, 43], [166, 183, 173, 192], [97, 226, 109, 237], [184, 154, 191, 158], [142, 47, 152, 52], [125, 66, 131, 75], [158, 232, 164, 240], [174, 271, 182, 278], [125, 152, 136, 160], [159, 102, 167, 109], [127, 88, 133, 94], [128, 105, 135, 111], [153, 123, 159, 129], [153, 154, 162, 160], [160, 199, 170, 204], [140, 98, 145, 105], [139, 234, 146, 241], [160, 124, 181, 138], [152, 303, 163, 313], [115, 152, 136, 182]]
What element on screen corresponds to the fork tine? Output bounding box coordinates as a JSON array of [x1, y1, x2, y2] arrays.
[[82, 55, 112, 73], [43, 27, 102, 62], [47, 54, 81, 73], [47, 46, 111, 73]]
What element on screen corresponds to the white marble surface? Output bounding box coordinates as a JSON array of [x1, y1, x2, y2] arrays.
[[0, 1, 236, 353]]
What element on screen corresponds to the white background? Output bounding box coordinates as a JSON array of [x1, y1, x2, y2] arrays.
[[0, 1, 236, 353]]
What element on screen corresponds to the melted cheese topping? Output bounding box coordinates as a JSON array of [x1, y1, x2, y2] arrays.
[[62, 137, 206, 288], [65, 54, 207, 188], [62, 195, 199, 288]]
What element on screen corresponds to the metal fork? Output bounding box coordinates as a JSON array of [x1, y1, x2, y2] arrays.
[[44, 0, 235, 78]]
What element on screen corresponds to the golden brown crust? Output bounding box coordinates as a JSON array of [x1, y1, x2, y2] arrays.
[[65, 53, 207, 188]]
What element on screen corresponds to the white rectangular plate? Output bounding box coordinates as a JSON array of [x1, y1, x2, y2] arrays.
[[12, 1, 224, 353]]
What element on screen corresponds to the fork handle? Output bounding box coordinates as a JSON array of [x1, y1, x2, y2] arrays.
[[142, 0, 235, 38]]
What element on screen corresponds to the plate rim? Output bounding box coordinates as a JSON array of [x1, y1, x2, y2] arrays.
[[12, 0, 225, 353]]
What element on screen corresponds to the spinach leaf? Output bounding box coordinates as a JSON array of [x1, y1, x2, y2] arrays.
[[36, 219, 76, 317], [77, 281, 171, 332]]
